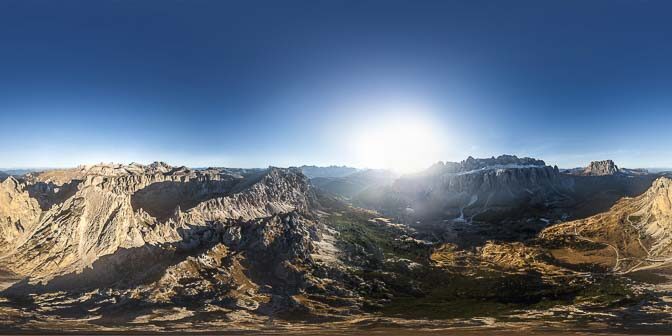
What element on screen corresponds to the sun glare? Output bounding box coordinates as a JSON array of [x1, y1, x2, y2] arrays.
[[350, 116, 444, 173]]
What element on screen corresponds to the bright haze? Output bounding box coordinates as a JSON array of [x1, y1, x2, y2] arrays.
[[1, 1, 672, 172]]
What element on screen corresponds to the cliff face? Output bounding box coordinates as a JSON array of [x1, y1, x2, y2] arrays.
[[0, 159, 668, 332], [583, 160, 620, 176], [1, 163, 313, 279], [180, 168, 311, 224], [0, 163, 378, 324], [357, 155, 570, 224], [0, 177, 41, 254], [563, 159, 649, 177]]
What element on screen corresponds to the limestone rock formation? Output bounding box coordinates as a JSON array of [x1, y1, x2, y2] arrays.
[[0, 158, 667, 333], [583, 160, 620, 176], [0, 163, 313, 280], [356, 155, 570, 225], [0, 162, 383, 327], [458, 154, 547, 172], [540, 176, 672, 273], [563, 159, 648, 177], [0, 177, 41, 254]]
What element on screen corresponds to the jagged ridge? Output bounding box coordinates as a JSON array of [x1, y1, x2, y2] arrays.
[[1, 163, 313, 279]]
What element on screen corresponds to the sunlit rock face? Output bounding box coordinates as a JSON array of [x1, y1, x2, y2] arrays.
[[0, 177, 41, 254], [0, 162, 379, 328], [563, 159, 648, 177], [0, 163, 313, 280], [0, 159, 670, 333], [540, 177, 672, 273]]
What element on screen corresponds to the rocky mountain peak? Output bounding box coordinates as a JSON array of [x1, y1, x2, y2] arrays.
[[0, 164, 313, 280], [418, 155, 548, 176], [583, 160, 619, 176], [146, 161, 173, 173], [459, 154, 546, 172], [83, 161, 178, 177], [0, 176, 41, 253], [645, 177, 672, 215], [0, 157, 667, 332], [1, 175, 20, 190], [649, 176, 672, 191], [362, 154, 570, 226]]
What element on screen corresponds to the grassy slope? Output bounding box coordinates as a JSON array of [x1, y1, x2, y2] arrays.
[[321, 199, 643, 320]]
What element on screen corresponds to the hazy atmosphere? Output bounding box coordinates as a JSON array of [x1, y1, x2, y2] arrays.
[[2, 0, 672, 170]]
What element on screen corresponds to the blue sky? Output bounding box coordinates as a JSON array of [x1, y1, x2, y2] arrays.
[[1, 0, 672, 170]]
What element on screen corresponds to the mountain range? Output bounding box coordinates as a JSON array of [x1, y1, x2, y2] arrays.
[[1, 156, 672, 333]]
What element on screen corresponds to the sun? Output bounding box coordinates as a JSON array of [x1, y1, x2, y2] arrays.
[[350, 116, 444, 173]]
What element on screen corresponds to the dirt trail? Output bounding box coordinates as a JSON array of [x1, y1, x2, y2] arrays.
[[572, 224, 621, 272]]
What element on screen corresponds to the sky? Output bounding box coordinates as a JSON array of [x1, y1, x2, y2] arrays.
[[1, 0, 672, 172]]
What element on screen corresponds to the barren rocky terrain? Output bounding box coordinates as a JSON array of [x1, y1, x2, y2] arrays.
[[1, 157, 672, 334]]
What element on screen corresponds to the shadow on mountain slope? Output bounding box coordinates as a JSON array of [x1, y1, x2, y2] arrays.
[[565, 175, 657, 219], [1, 224, 219, 297], [0, 210, 340, 325], [131, 180, 237, 220], [26, 180, 82, 211]]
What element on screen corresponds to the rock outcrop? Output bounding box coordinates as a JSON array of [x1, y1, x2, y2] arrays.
[[458, 154, 547, 172], [1, 163, 313, 280], [0, 159, 667, 332], [0, 177, 41, 253], [564, 160, 650, 177], [0, 162, 373, 326], [356, 155, 570, 225], [583, 160, 620, 176]]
